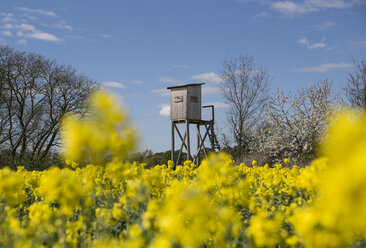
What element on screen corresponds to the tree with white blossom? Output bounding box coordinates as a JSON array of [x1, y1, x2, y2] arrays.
[[258, 79, 338, 164]]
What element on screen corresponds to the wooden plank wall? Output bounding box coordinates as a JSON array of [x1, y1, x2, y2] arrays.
[[170, 85, 202, 121], [186, 86, 201, 120], [170, 88, 187, 120]]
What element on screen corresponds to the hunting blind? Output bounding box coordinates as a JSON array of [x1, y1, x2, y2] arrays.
[[168, 84, 202, 121], [167, 83, 220, 166]]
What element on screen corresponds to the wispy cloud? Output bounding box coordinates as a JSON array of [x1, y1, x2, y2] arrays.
[[64, 34, 86, 41], [151, 88, 170, 97], [171, 64, 190, 68], [12, 23, 60, 43], [255, 12, 271, 18], [308, 0, 350, 9], [101, 81, 126, 89], [270, 1, 318, 16], [349, 39, 366, 49], [298, 36, 327, 49], [203, 102, 230, 109], [270, 1, 317, 15], [42, 21, 73, 31], [2, 30, 12, 36], [158, 77, 181, 83], [264, 0, 363, 17], [130, 80, 144, 85], [3, 24, 14, 29], [98, 33, 112, 39], [190, 72, 222, 84], [3, 23, 60, 43], [17, 39, 26, 45], [291, 62, 353, 73], [23, 14, 37, 21], [1, 13, 17, 23], [16, 7, 56, 17], [202, 86, 221, 96], [152, 85, 221, 97], [312, 21, 335, 31], [158, 104, 170, 117]]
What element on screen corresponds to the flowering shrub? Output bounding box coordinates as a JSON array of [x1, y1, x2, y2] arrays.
[[0, 91, 365, 247], [258, 81, 337, 164]]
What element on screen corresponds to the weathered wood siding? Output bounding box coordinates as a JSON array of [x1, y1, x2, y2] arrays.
[[170, 85, 201, 121], [186, 85, 201, 120], [170, 88, 187, 120]]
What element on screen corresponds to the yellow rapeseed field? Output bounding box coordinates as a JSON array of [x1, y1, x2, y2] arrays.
[[0, 91, 365, 247]]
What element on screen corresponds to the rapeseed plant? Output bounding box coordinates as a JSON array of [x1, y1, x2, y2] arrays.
[[0, 91, 364, 247]]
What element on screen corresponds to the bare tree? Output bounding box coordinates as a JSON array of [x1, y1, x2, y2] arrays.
[[0, 46, 12, 146], [344, 58, 366, 108], [31, 63, 96, 159], [220, 55, 272, 152], [0, 45, 98, 168]]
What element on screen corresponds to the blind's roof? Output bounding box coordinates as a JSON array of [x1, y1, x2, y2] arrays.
[[167, 83, 205, 90]]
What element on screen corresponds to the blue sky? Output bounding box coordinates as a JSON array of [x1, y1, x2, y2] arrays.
[[1, 0, 366, 152]]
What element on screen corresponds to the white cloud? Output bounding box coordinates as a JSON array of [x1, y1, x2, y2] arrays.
[[203, 102, 230, 109], [151, 88, 170, 97], [202, 86, 221, 96], [298, 36, 327, 49], [190, 72, 222, 84], [16, 7, 56, 17], [158, 104, 170, 117], [1, 13, 13, 17], [255, 12, 271, 18], [236, 0, 269, 3], [312, 21, 335, 30], [14, 24, 60, 43], [1, 13, 17, 23], [152, 85, 221, 97], [349, 39, 366, 49], [98, 33, 112, 39], [24, 15, 37, 20], [2, 30, 12, 36], [1, 11, 65, 44], [158, 77, 181, 83], [291, 62, 353, 73], [269, 0, 360, 16], [307, 0, 349, 9], [64, 34, 86, 40], [101, 81, 126, 89], [43, 21, 73, 31], [17, 39, 26, 45], [3, 23, 14, 29], [130, 80, 144, 85], [171, 64, 190, 68], [271, 1, 316, 15]]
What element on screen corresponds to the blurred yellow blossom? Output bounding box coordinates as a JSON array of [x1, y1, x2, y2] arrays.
[[62, 90, 136, 164], [0, 92, 365, 248]]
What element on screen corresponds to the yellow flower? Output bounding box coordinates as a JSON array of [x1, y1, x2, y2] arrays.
[[61, 90, 136, 164], [38, 168, 88, 217], [291, 109, 366, 247], [28, 202, 53, 225], [151, 181, 241, 247], [0, 168, 26, 206], [247, 211, 287, 247]]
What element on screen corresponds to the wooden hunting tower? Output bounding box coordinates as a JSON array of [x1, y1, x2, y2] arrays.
[[169, 83, 203, 121], [167, 83, 220, 166]]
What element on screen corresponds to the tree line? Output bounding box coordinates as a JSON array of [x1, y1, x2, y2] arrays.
[[1, 45, 365, 168], [0, 45, 98, 169], [219, 54, 366, 165]]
